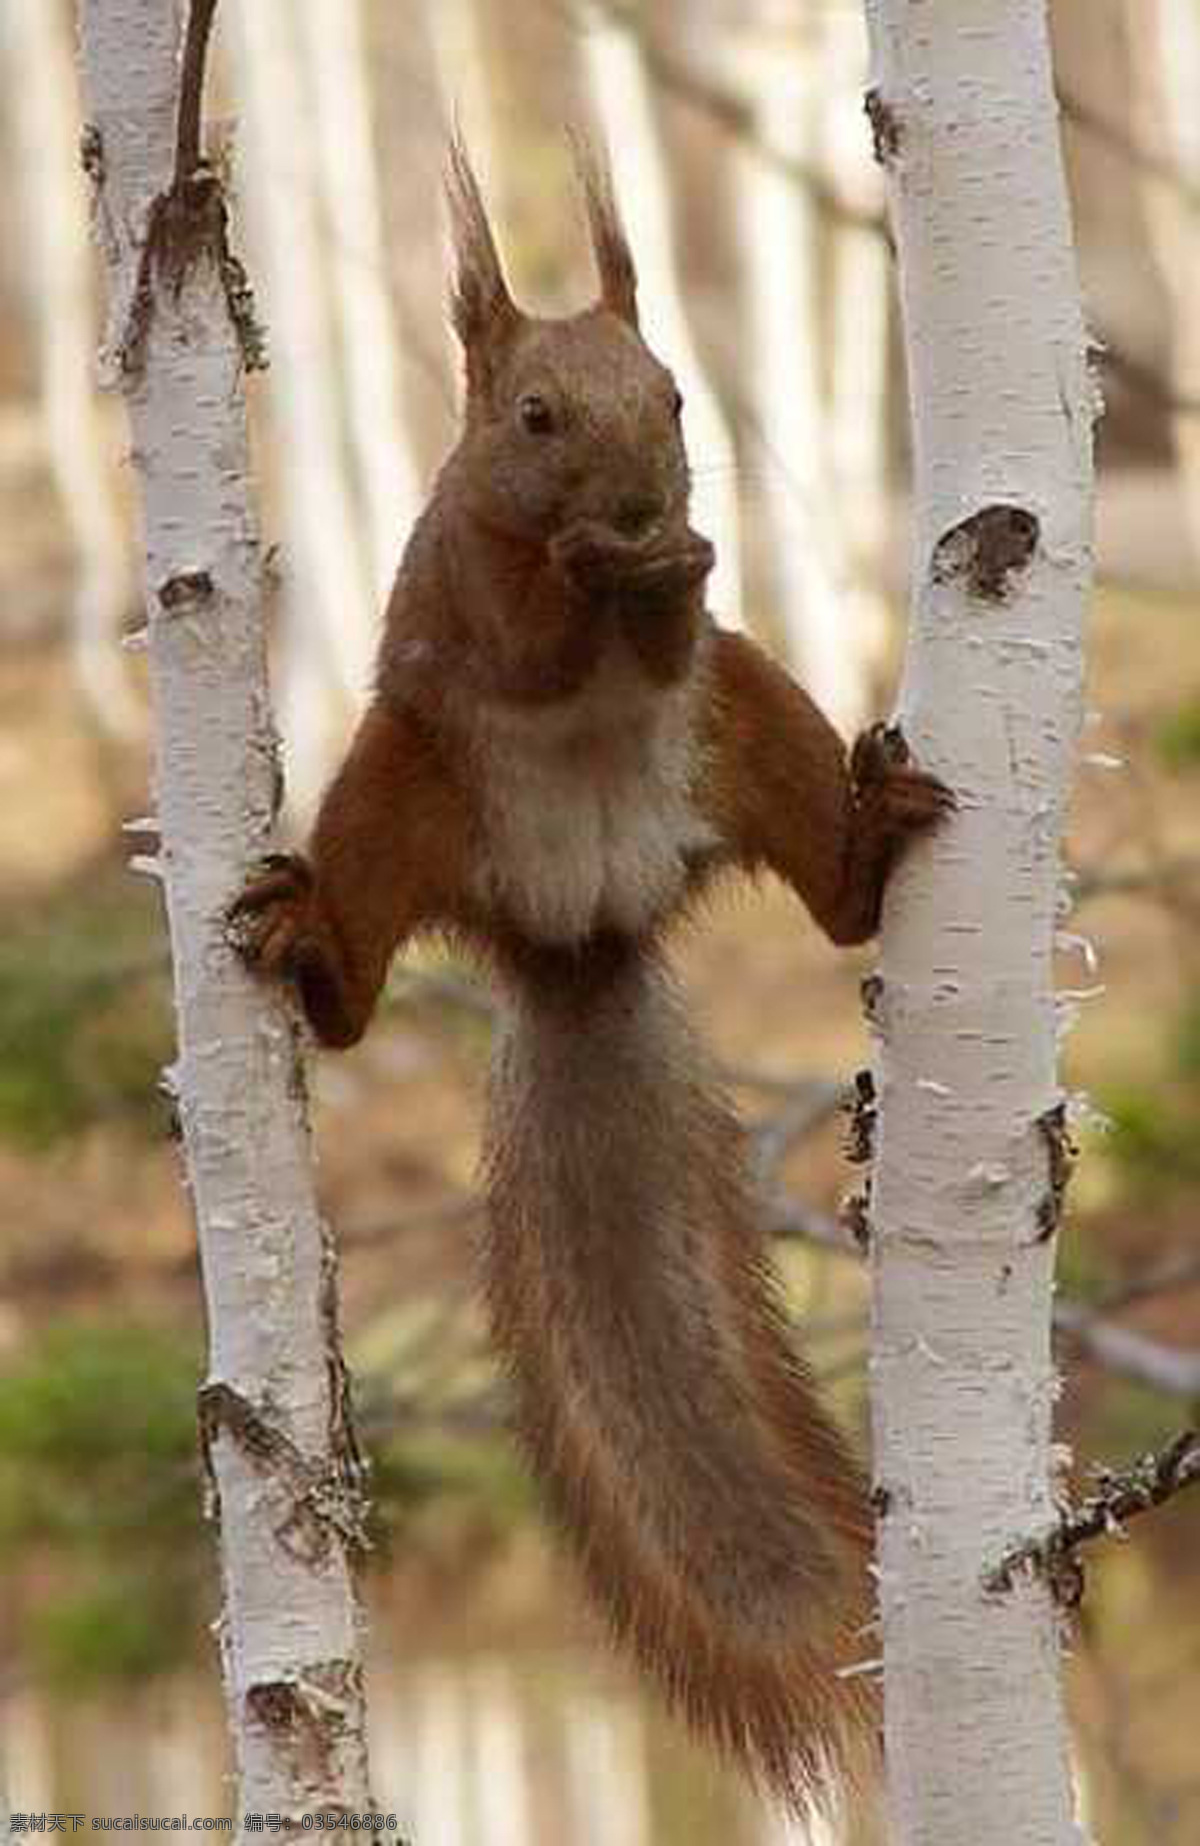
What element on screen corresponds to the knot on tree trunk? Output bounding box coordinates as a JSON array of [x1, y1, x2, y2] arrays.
[[931, 504, 1040, 602]]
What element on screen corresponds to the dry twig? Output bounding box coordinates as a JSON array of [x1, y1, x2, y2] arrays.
[[985, 1430, 1200, 1602]]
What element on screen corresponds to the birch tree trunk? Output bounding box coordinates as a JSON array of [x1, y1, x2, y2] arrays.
[[76, 1, 372, 1823], [861, 4, 1096, 1841]]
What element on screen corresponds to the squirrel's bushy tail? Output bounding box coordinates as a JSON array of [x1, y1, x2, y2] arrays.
[[481, 953, 877, 1815]]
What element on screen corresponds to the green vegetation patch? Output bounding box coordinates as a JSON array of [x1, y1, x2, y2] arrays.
[[0, 1321, 206, 1685], [0, 867, 173, 1148], [0, 1317, 537, 1683], [1100, 988, 1200, 1196], [1155, 698, 1200, 771], [0, 1320, 201, 1554]]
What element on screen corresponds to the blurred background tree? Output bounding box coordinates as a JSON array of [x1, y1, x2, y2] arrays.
[[0, 2, 1197, 1841]]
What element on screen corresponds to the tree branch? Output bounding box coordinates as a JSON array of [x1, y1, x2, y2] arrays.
[[1058, 86, 1200, 213], [1053, 1300, 1200, 1400], [985, 1430, 1200, 1600], [753, 1079, 849, 1175], [770, 1202, 1200, 1399], [564, 0, 879, 231], [1071, 853, 1200, 904], [560, 4, 1200, 427], [1089, 1253, 1200, 1315], [174, 0, 220, 186]]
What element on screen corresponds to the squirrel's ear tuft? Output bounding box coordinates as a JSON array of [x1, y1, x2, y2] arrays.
[[445, 134, 519, 366], [574, 137, 639, 329]]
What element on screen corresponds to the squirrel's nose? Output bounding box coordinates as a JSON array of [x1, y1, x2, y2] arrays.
[[613, 490, 665, 537]]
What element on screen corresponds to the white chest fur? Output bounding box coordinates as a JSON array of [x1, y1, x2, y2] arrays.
[[471, 645, 714, 944]]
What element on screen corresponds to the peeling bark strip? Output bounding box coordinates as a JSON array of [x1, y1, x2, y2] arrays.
[[862, 2, 1096, 1843], [76, 1, 372, 1825]]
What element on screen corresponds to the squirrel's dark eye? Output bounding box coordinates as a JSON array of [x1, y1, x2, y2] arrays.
[[518, 393, 555, 436], [671, 387, 684, 419]]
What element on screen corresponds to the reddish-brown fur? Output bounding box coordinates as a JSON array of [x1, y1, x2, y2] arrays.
[[232, 141, 952, 1815]]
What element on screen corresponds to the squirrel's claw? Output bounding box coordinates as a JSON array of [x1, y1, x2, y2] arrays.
[[227, 853, 362, 1048], [624, 531, 715, 597], [228, 851, 313, 914], [550, 520, 714, 608], [851, 723, 956, 839], [876, 766, 957, 831], [549, 520, 635, 597], [226, 852, 315, 970]]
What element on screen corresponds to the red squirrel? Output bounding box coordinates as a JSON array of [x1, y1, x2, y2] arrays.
[[232, 142, 952, 1815]]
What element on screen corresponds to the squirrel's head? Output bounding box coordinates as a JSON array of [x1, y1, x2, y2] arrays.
[[445, 139, 690, 549]]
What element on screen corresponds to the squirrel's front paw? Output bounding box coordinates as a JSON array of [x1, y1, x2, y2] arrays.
[[622, 528, 715, 610], [550, 520, 636, 600], [227, 852, 317, 974], [851, 723, 957, 838], [227, 855, 361, 1048]]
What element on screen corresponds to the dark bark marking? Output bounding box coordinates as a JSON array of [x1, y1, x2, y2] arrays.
[[80, 122, 104, 186], [864, 88, 903, 165], [1034, 1099, 1078, 1240], [931, 504, 1040, 603], [245, 1659, 367, 1805], [843, 1067, 877, 1168], [158, 568, 214, 613], [197, 1381, 370, 1560], [117, 173, 268, 377]]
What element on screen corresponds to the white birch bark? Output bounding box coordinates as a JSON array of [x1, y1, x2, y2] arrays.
[[76, 1, 372, 1822], [5, 0, 137, 737], [579, 3, 745, 631], [861, 3, 1096, 1841]]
